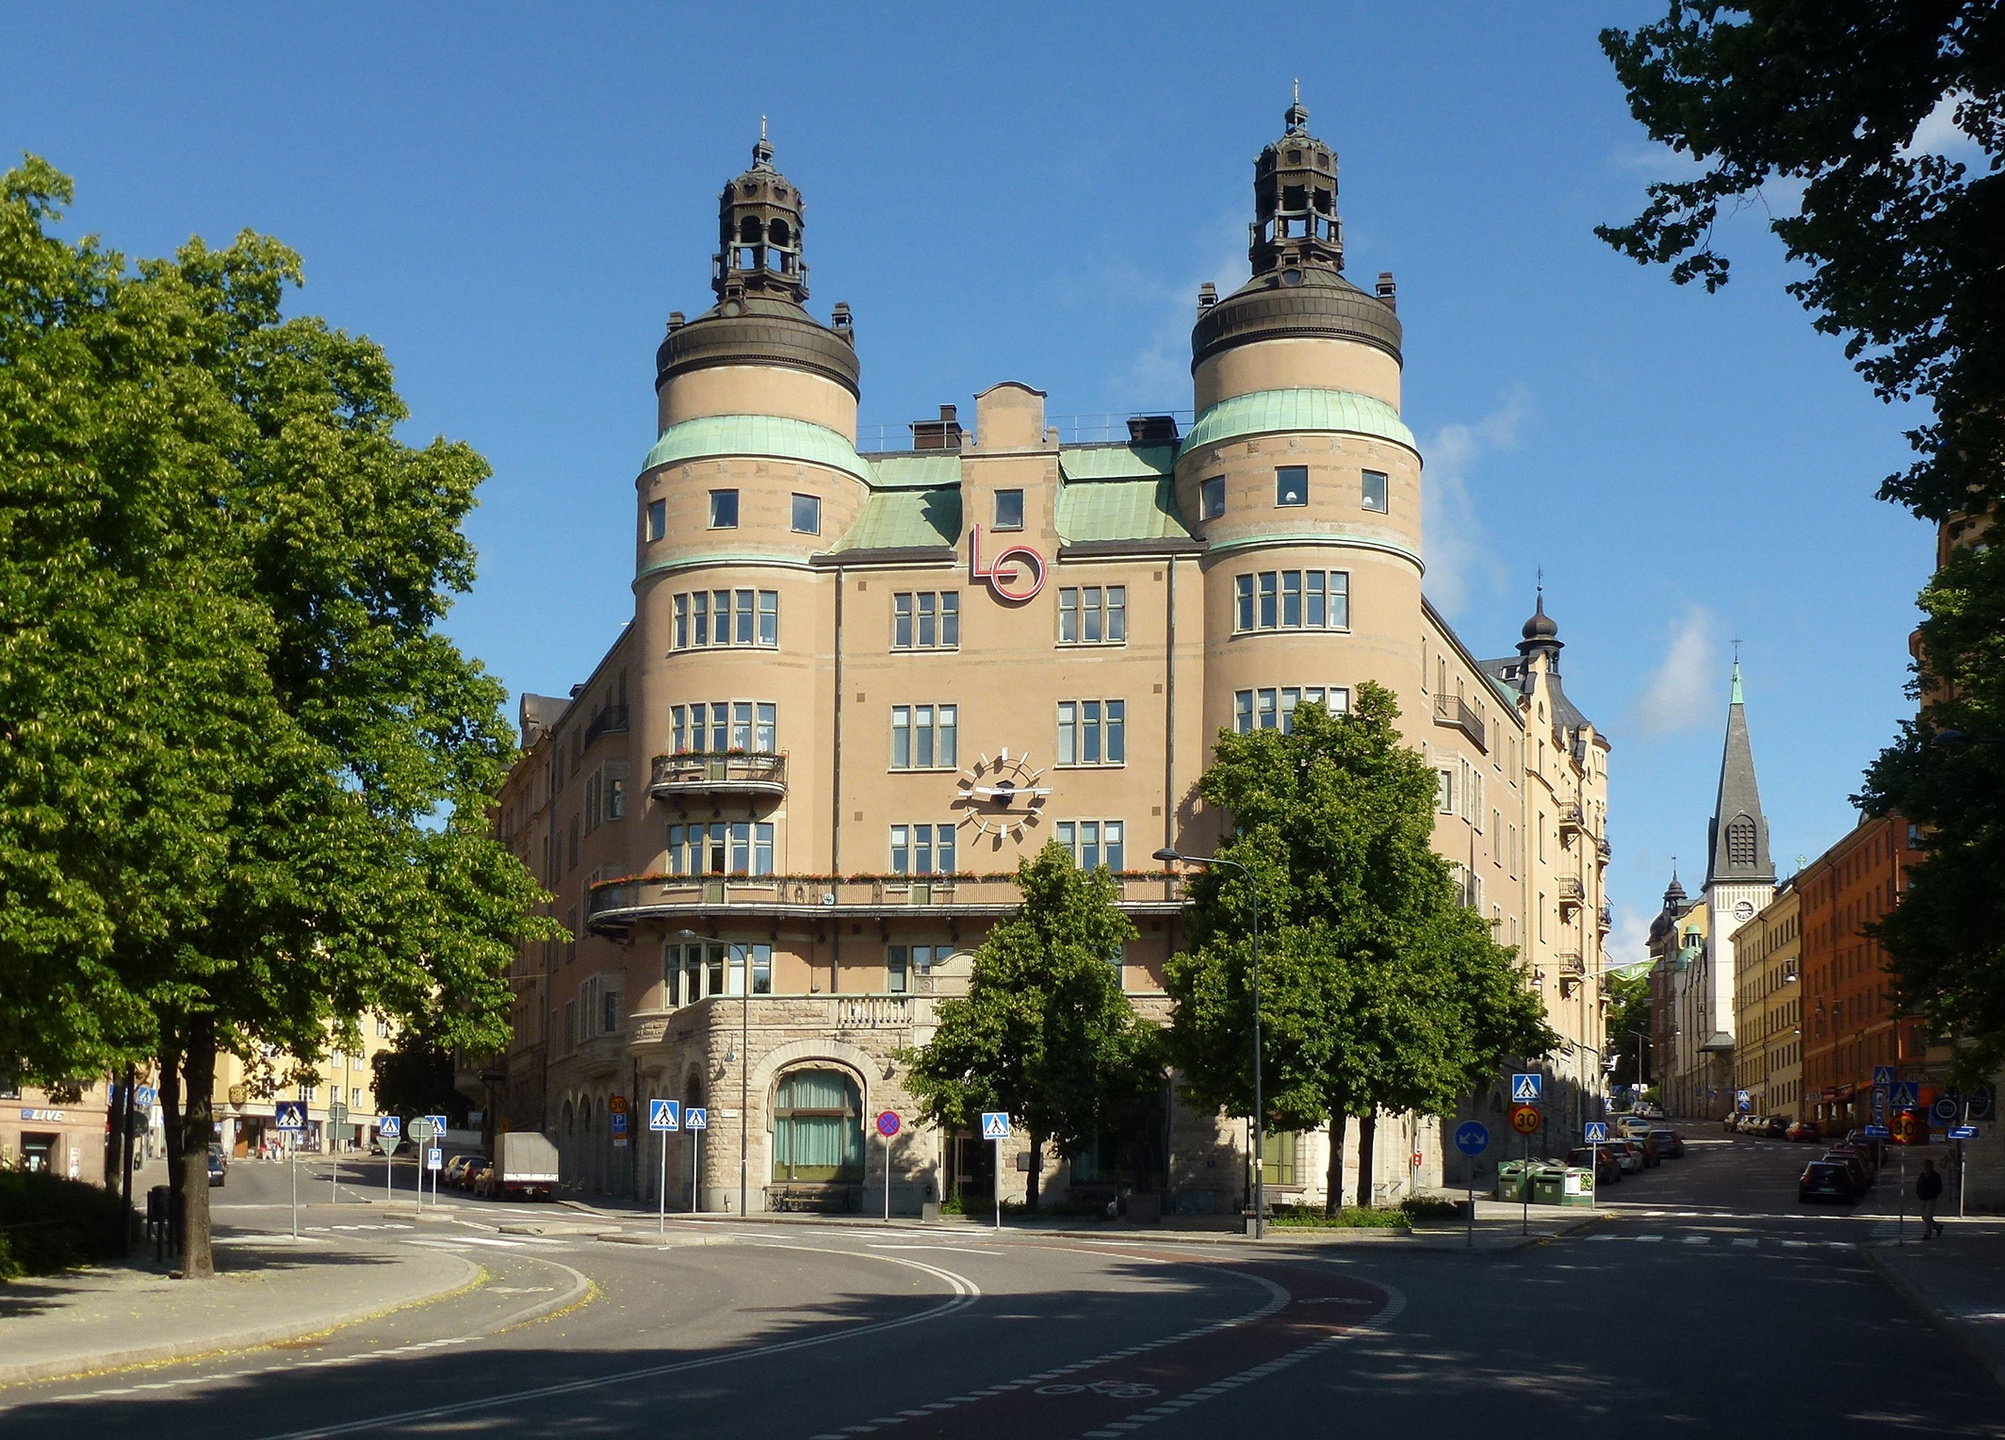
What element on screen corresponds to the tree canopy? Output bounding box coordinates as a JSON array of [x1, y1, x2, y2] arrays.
[[903, 842, 1160, 1211], [0, 157, 557, 1272], [1598, 6, 2005, 1081], [1165, 685, 1553, 1210]]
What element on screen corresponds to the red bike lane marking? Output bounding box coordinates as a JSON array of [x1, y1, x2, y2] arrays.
[[806, 1244, 1398, 1440]]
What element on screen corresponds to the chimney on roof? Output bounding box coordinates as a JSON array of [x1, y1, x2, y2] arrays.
[[911, 404, 964, 452], [1127, 414, 1180, 445], [1197, 282, 1218, 317], [1375, 271, 1397, 312]]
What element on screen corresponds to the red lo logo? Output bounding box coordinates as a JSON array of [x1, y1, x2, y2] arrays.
[[968, 524, 1046, 602]]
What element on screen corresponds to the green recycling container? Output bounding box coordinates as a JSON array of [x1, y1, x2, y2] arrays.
[[1494, 1159, 1529, 1202], [1529, 1166, 1568, 1206], [1558, 1166, 1596, 1207]]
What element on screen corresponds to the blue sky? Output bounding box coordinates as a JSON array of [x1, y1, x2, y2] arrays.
[[2, 3, 1940, 960]]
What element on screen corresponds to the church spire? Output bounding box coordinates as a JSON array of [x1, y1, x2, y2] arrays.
[[1706, 660, 1774, 886]]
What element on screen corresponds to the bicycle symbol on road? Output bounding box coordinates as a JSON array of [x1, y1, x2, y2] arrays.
[[1035, 1381, 1160, 1399]]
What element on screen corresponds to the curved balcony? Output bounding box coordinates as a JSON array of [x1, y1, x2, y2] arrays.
[[650, 751, 787, 804], [586, 872, 1186, 935]]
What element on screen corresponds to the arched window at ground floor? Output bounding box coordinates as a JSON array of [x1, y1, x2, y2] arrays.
[[771, 1068, 863, 1182]]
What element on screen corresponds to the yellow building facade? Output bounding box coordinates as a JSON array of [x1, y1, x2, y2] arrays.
[[490, 102, 1613, 1213], [1731, 883, 1802, 1120]]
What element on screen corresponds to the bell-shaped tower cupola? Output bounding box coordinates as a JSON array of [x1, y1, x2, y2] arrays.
[[1249, 86, 1344, 279], [713, 120, 809, 304]]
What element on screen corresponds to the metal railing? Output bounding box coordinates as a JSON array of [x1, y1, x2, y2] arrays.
[[1432, 693, 1487, 751], [649, 751, 788, 796], [1557, 803, 1584, 833], [587, 872, 1183, 925], [855, 410, 1194, 455], [1556, 875, 1585, 904]]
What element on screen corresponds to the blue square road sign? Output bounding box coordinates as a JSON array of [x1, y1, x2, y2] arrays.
[[1510, 1074, 1542, 1103], [648, 1099, 681, 1132], [1584, 1122, 1608, 1143], [685, 1108, 708, 1131], [981, 1112, 1012, 1140], [274, 1101, 306, 1132]]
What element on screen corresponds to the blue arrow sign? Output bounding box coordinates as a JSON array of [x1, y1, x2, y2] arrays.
[[1583, 1122, 1608, 1143], [1454, 1121, 1490, 1156], [274, 1101, 306, 1132], [648, 1098, 681, 1132], [1863, 1124, 1891, 1139], [1510, 1073, 1542, 1104], [980, 1111, 1012, 1140], [685, 1107, 708, 1131], [1950, 1125, 1978, 1140]]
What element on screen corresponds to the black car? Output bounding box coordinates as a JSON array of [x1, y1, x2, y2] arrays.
[[207, 1147, 227, 1187], [1798, 1161, 1859, 1203], [1820, 1151, 1873, 1193]]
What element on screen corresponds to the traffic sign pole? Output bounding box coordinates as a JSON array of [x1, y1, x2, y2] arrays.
[[659, 1127, 668, 1235], [1523, 1131, 1530, 1237], [1453, 1122, 1489, 1250], [290, 1137, 298, 1239], [994, 1133, 1002, 1230]]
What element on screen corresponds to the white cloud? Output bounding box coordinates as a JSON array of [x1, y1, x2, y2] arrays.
[[1606, 904, 1655, 973], [1904, 91, 1984, 160], [1630, 606, 1720, 735], [1420, 389, 1528, 616], [1608, 143, 1704, 180], [1115, 209, 1249, 407]]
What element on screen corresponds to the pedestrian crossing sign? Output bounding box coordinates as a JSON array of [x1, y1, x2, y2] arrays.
[[981, 1112, 1012, 1140], [648, 1099, 681, 1132], [1584, 1122, 1607, 1143], [1873, 1065, 1895, 1088], [686, 1108, 708, 1131], [274, 1101, 306, 1132], [1510, 1073, 1542, 1103], [1888, 1081, 1919, 1109]]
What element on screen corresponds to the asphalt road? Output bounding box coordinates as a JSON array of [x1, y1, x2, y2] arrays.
[[3, 1130, 1998, 1439]]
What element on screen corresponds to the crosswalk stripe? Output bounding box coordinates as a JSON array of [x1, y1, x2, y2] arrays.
[[1681, 1235, 1711, 1245]]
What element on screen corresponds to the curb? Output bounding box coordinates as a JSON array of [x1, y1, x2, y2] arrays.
[[0, 1249, 483, 1390], [1860, 1246, 2005, 1394]]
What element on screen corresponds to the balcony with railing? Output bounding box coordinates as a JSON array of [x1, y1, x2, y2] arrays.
[[587, 871, 1186, 933], [1557, 803, 1585, 836], [1432, 693, 1487, 752], [1556, 874, 1585, 916], [1597, 901, 1613, 932], [627, 991, 918, 1048], [650, 751, 788, 803]]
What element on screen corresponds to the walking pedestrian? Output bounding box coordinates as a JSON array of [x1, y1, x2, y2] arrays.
[[1916, 1157, 1945, 1239]]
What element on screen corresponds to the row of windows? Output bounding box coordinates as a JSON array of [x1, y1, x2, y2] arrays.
[[667, 822, 776, 877], [1234, 570, 1350, 633], [1233, 686, 1350, 734], [651, 491, 825, 536], [670, 701, 778, 755], [890, 822, 956, 876], [894, 591, 959, 649], [1056, 700, 1126, 766], [661, 941, 773, 1008], [1058, 586, 1126, 645], [662, 819, 1131, 879], [672, 589, 780, 649], [1200, 468, 1388, 520]]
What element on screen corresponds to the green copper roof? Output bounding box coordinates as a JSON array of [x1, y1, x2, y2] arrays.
[[1058, 444, 1177, 482], [1057, 477, 1193, 544], [830, 487, 962, 552], [865, 452, 963, 489], [642, 414, 872, 484], [1179, 389, 1416, 456]]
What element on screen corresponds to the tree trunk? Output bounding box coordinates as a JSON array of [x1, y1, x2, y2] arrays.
[[176, 1014, 218, 1279], [1025, 1131, 1041, 1213], [103, 1072, 127, 1189], [1356, 1112, 1378, 1210], [159, 1025, 183, 1257], [1324, 1111, 1348, 1215]]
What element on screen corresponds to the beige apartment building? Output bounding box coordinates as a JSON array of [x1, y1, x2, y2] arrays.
[[1731, 882, 1802, 1119], [488, 101, 1613, 1215]]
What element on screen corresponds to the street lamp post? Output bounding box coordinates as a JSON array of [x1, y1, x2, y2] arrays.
[[679, 928, 748, 1217], [1155, 846, 1264, 1239]]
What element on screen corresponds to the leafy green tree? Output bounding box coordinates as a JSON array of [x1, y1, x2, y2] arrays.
[[1166, 685, 1553, 1211], [1598, 6, 2005, 1076], [904, 843, 1161, 1211], [1606, 970, 1652, 1090], [0, 159, 557, 1275]]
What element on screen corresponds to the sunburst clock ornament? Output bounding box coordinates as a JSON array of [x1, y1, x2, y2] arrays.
[[953, 749, 1051, 842]]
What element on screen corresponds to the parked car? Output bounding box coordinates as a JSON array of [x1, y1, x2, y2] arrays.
[[1631, 1134, 1662, 1167], [1569, 1146, 1624, 1185], [1843, 1131, 1888, 1168], [442, 1155, 474, 1189], [207, 1146, 227, 1188], [1828, 1142, 1878, 1178], [1760, 1115, 1790, 1139], [460, 1157, 491, 1193], [1723, 1113, 1741, 1133], [1616, 1116, 1654, 1139], [1785, 1119, 1823, 1143], [1820, 1152, 1873, 1194], [1799, 1160, 1861, 1204], [1646, 1128, 1686, 1158], [1610, 1139, 1647, 1174]]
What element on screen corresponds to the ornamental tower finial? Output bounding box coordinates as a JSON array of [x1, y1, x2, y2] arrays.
[[1251, 88, 1342, 278], [714, 124, 806, 305]]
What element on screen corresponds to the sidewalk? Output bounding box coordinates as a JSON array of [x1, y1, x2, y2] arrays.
[[542, 1192, 1595, 1252], [1862, 1217, 2005, 1392], [0, 1231, 479, 1387]]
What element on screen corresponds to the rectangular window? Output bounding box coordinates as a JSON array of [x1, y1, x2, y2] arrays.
[[1276, 466, 1308, 506], [735, 589, 755, 645], [674, 594, 689, 650], [759, 590, 778, 645], [1235, 690, 1254, 735], [730, 943, 773, 996], [1233, 570, 1349, 633], [890, 704, 957, 769], [1057, 699, 1124, 764], [732, 701, 752, 752], [890, 824, 955, 875], [791, 493, 821, 534], [994, 489, 1025, 530], [672, 590, 778, 649], [892, 592, 959, 649], [1201, 476, 1226, 520], [646, 498, 666, 542], [1362, 470, 1389, 513], [886, 945, 909, 994], [713, 590, 730, 644], [671, 705, 687, 755], [1057, 586, 1126, 645], [709, 490, 739, 528], [1055, 819, 1125, 871], [1436, 769, 1454, 814], [693, 591, 709, 646]]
